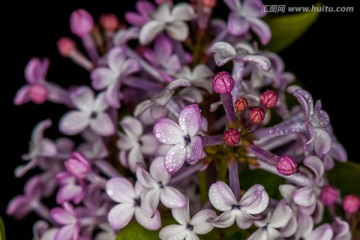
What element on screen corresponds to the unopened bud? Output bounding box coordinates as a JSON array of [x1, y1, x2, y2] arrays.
[[200, 0, 217, 8], [260, 90, 278, 108], [276, 155, 297, 176], [64, 152, 91, 179], [29, 84, 48, 104], [320, 185, 339, 206], [57, 37, 77, 57], [70, 9, 94, 37], [223, 128, 241, 146], [248, 107, 265, 125], [235, 97, 248, 112], [212, 71, 234, 94], [99, 14, 119, 31], [342, 195, 360, 214]]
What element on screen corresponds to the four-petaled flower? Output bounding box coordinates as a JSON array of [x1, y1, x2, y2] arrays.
[[125, 1, 155, 27], [50, 202, 80, 240], [153, 104, 204, 174]]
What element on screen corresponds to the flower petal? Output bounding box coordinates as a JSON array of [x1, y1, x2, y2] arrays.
[[172, 3, 195, 21], [140, 134, 158, 155], [108, 203, 135, 230], [154, 36, 173, 61], [71, 86, 94, 112], [135, 208, 161, 230], [120, 116, 143, 138], [307, 224, 334, 240], [6, 196, 31, 219], [185, 136, 203, 164], [235, 211, 254, 229], [280, 216, 297, 237], [139, 21, 165, 45], [50, 208, 76, 225], [249, 18, 271, 45], [91, 68, 116, 90], [55, 225, 78, 240], [143, 189, 161, 213], [209, 181, 237, 211], [159, 225, 187, 240], [191, 209, 216, 234], [166, 21, 189, 41], [210, 211, 236, 228], [279, 184, 297, 204], [295, 214, 313, 239], [128, 147, 145, 172], [106, 177, 135, 203], [210, 41, 237, 66], [294, 186, 316, 207], [136, 167, 157, 189], [59, 111, 90, 135], [269, 200, 292, 228], [304, 156, 324, 180], [172, 203, 190, 225], [161, 186, 187, 209], [90, 113, 115, 136], [179, 104, 201, 137], [153, 118, 183, 144], [240, 184, 269, 215], [314, 129, 332, 157], [14, 85, 30, 105], [228, 13, 250, 36]]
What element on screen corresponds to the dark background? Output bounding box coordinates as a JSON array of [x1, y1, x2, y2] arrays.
[[1, 0, 358, 239]]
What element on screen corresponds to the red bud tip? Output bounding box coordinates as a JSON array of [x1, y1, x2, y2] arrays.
[[212, 71, 235, 94], [223, 128, 241, 146], [200, 0, 217, 8], [342, 195, 360, 214], [235, 97, 248, 112], [276, 155, 297, 176], [320, 185, 339, 206], [100, 14, 119, 31], [57, 37, 77, 57], [29, 84, 48, 104], [260, 90, 278, 108], [248, 107, 265, 125]]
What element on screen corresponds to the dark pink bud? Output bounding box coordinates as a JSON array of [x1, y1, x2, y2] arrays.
[[70, 9, 94, 37], [99, 14, 119, 31], [248, 107, 265, 125], [212, 71, 234, 94], [234, 97, 248, 112], [260, 90, 278, 108], [64, 152, 91, 179], [29, 84, 48, 104], [342, 195, 360, 214], [320, 185, 339, 206], [200, 0, 217, 8], [224, 128, 241, 146], [276, 155, 297, 176], [57, 37, 77, 57]]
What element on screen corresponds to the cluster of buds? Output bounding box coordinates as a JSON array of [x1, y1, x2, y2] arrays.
[[8, 0, 358, 240]]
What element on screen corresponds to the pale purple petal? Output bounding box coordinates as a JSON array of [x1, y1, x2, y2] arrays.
[[288, 87, 314, 122], [190, 209, 216, 234], [71, 86, 94, 112], [51, 208, 76, 225], [105, 78, 121, 108], [228, 13, 250, 36], [235, 211, 254, 229], [55, 225, 78, 240], [143, 189, 161, 213], [135, 208, 161, 230], [242, 54, 271, 71], [281, 216, 297, 237], [128, 147, 145, 172], [314, 129, 332, 156], [160, 225, 187, 240], [279, 184, 297, 204], [209, 181, 238, 211], [331, 141, 347, 162], [296, 214, 313, 239], [172, 4, 195, 21], [154, 118, 183, 144], [14, 85, 30, 105], [136, 167, 157, 189], [140, 134, 158, 155], [90, 113, 115, 136], [60, 111, 90, 135], [332, 217, 350, 240], [125, 12, 146, 26], [137, 1, 155, 15], [304, 156, 324, 180], [248, 229, 267, 240], [161, 186, 187, 209], [120, 116, 143, 138], [106, 177, 135, 203], [6, 196, 31, 219], [108, 203, 135, 230], [294, 187, 316, 207], [150, 157, 170, 183], [154, 36, 173, 62], [25, 58, 49, 83], [166, 22, 189, 41], [91, 68, 116, 90], [243, 0, 266, 17], [186, 136, 203, 164], [240, 184, 269, 214], [269, 200, 292, 228], [210, 211, 236, 228], [172, 203, 190, 225], [56, 184, 84, 204], [210, 41, 237, 66], [179, 104, 201, 137], [121, 59, 141, 76], [139, 21, 165, 45], [249, 18, 271, 45], [307, 224, 333, 240], [40, 139, 58, 157], [93, 93, 108, 112]]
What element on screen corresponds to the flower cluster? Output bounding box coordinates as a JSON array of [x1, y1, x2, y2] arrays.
[[8, 0, 359, 239]]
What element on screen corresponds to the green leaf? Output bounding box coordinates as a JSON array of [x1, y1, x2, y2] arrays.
[[327, 161, 360, 195], [0, 216, 5, 240], [265, 3, 321, 52]]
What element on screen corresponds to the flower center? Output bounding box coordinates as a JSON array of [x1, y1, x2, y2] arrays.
[[133, 197, 141, 207], [186, 223, 194, 231], [232, 204, 241, 210], [184, 135, 191, 145], [157, 181, 164, 189], [90, 111, 98, 119]]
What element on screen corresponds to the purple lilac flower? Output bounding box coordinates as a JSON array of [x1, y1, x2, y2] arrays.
[[153, 104, 204, 174], [50, 202, 81, 240], [125, 1, 156, 27]]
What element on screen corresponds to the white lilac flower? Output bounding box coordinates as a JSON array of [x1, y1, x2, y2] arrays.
[[153, 104, 204, 174], [136, 157, 187, 212], [59, 86, 115, 136], [208, 181, 269, 229], [175, 64, 213, 93], [159, 201, 216, 240], [117, 116, 158, 172], [106, 177, 161, 230], [139, 3, 196, 44]]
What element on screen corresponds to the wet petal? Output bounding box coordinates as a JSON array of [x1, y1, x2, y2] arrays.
[[160, 225, 187, 240], [153, 118, 183, 144], [240, 184, 269, 214], [294, 187, 316, 207], [191, 209, 216, 234], [210, 41, 237, 66], [172, 203, 190, 224], [235, 211, 254, 229], [135, 208, 161, 230], [108, 203, 134, 230], [209, 181, 237, 211], [165, 144, 187, 174], [279, 184, 297, 204], [304, 156, 324, 180], [179, 104, 201, 137], [143, 189, 161, 213], [210, 211, 236, 228], [136, 167, 157, 189], [314, 129, 332, 157], [185, 136, 203, 164], [161, 186, 187, 209], [105, 177, 135, 203]]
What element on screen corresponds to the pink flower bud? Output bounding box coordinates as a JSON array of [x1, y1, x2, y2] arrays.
[[29, 84, 48, 104], [248, 107, 265, 125], [99, 14, 119, 31], [320, 185, 339, 206], [57, 37, 77, 57], [234, 97, 248, 112], [212, 71, 234, 94], [64, 152, 91, 179], [342, 195, 360, 214], [70, 9, 94, 37], [200, 0, 217, 8], [276, 155, 297, 176], [260, 90, 278, 108], [223, 128, 241, 146]]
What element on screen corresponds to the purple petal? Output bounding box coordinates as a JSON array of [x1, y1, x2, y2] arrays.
[[24, 176, 43, 198], [40, 139, 58, 157], [153, 118, 183, 144], [228, 13, 250, 36], [210, 42, 237, 66], [55, 224, 79, 240], [50, 208, 76, 225], [190, 209, 216, 234], [161, 186, 187, 209], [279, 184, 297, 204], [294, 187, 316, 207], [135, 208, 161, 230], [296, 214, 313, 239], [242, 54, 271, 71], [143, 189, 161, 213], [164, 144, 187, 174], [179, 104, 201, 137], [269, 200, 292, 228], [223, 0, 241, 11], [14, 85, 30, 105], [108, 203, 135, 230], [120, 116, 143, 138], [281, 216, 297, 237], [106, 177, 135, 203], [33, 119, 52, 145], [235, 211, 255, 229], [137, 1, 155, 16], [56, 183, 84, 204], [288, 87, 314, 122], [71, 86, 94, 112], [143, 49, 157, 65], [91, 68, 116, 90], [210, 211, 236, 228], [90, 113, 115, 136], [240, 184, 269, 214], [125, 12, 146, 26], [331, 141, 347, 162], [139, 21, 165, 45], [332, 217, 350, 240], [185, 136, 203, 164], [249, 18, 271, 45], [165, 22, 189, 41], [154, 36, 173, 61], [159, 225, 187, 240], [304, 156, 324, 180], [105, 80, 121, 108], [314, 129, 332, 156], [93, 93, 108, 112], [172, 203, 190, 225], [140, 134, 158, 155], [6, 196, 31, 219], [307, 224, 334, 240], [25, 58, 49, 83], [59, 111, 90, 135], [209, 181, 238, 211], [136, 167, 157, 189], [128, 147, 145, 172], [150, 157, 170, 183]]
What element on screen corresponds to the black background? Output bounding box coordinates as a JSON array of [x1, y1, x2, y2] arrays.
[[1, 0, 358, 239]]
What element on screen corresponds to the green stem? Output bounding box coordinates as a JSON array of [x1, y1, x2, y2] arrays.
[[198, 171, 208, 204]]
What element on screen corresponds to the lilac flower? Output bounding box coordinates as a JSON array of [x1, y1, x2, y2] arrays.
[[33, 220, 58, 240], [136, 157, 187, 212], [295, 215, 333, 240], [15, 119, 57, 177], [117, 116, 158, 172], [143, 36, 181, 75], [159, 201, 216, 240], [91, 47, 140, 108], [323, 126, 347, 170], [50, 202, 80, 240], [56, 172, 86, 204], [153, 104, 204, 174], [139, 3, 195, 44], [208, 181, 269, 229], [106, 177, 161, 230], [125, 1, 156, 27], [59, 86, 115, 136], [175, 64, 213, 93], [78, 130, 108, 160], [224, 0, 271, 45], [248, 200, 294, 239], [331, 218, 351, 240]]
